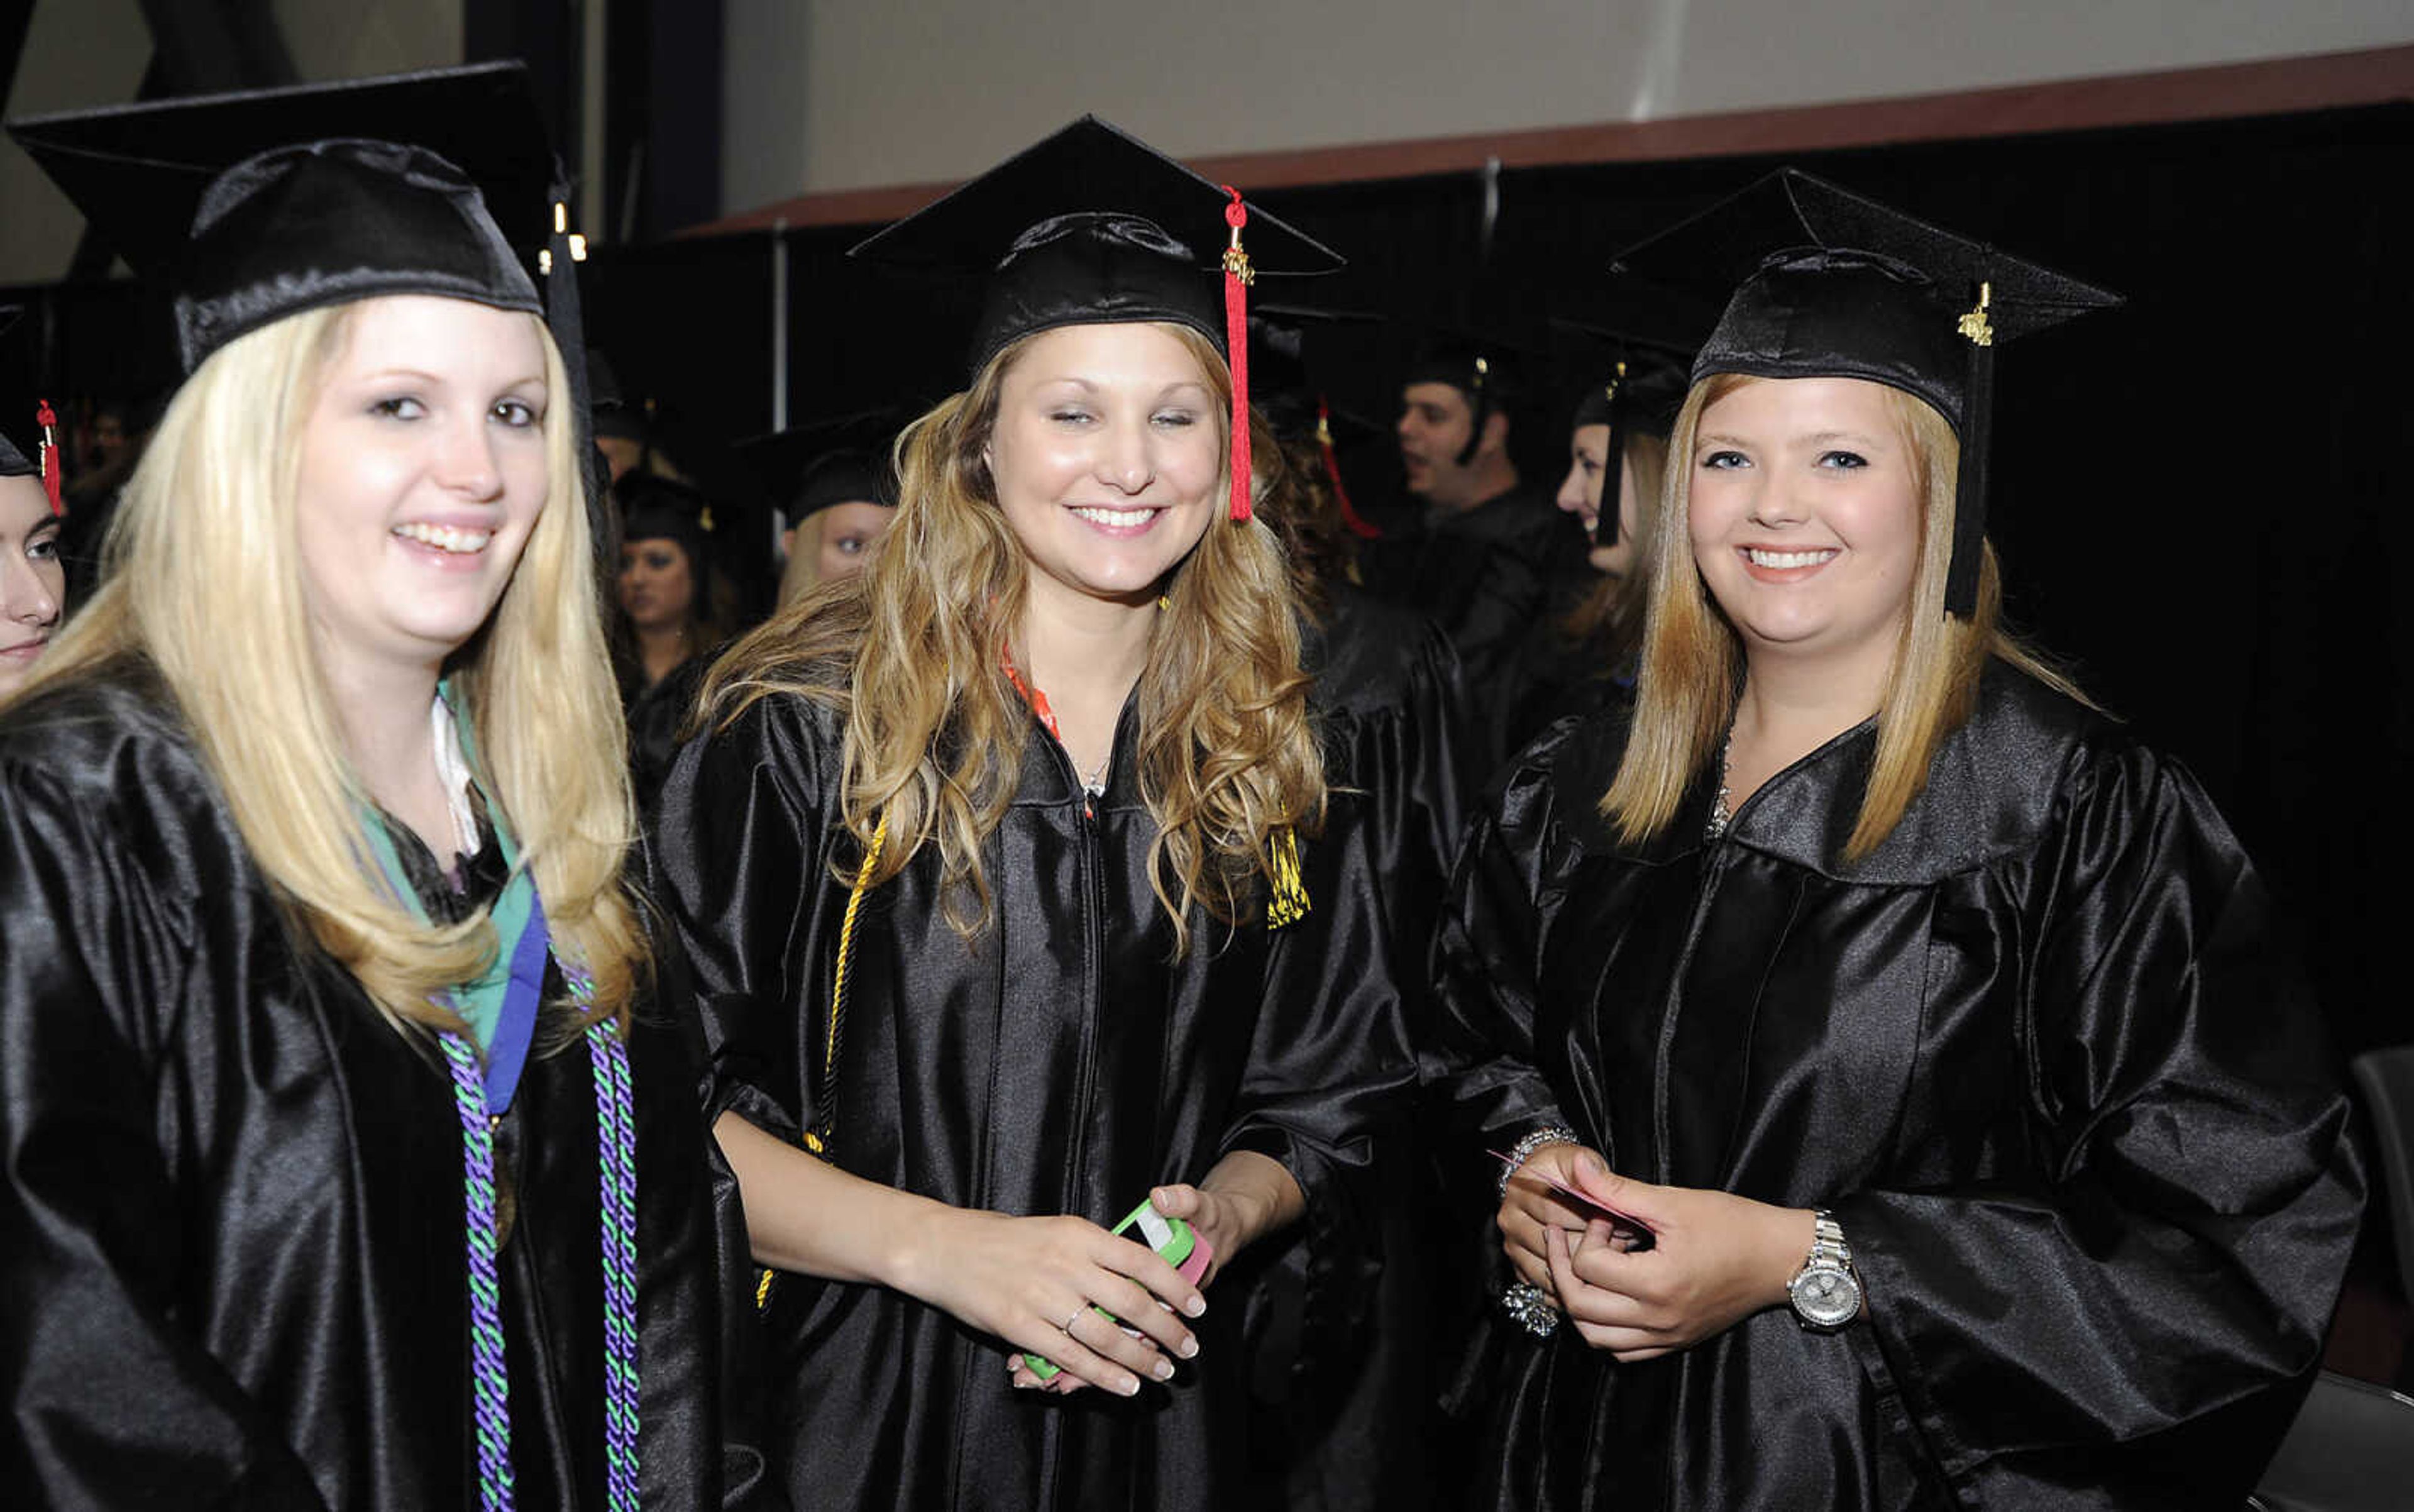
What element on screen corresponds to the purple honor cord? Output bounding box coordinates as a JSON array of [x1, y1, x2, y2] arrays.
[[441, 930, 641, 1512]]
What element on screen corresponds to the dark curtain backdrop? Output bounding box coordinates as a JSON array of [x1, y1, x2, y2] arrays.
[[6, 102, 2406, 1058]]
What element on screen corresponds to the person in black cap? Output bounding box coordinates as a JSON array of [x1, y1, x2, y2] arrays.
[[1369, 326, 1590, 770], [1428, 168, 2360, 1509], [738, 408, 905, 608], [3, 64, 759, 1509], [612, 471, 743, 808], [651, 116, 1414, 1512], [1501, 329, 1692, 739], [1239, 306, 1472, 1512], [0, 403, 67, 699]]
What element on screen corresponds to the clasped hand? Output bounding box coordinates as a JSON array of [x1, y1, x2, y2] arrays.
[[1496, 1144, 1813, 1362]]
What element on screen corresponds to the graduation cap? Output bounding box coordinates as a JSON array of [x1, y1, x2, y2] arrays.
[[735, 407, 912, 525], [0, 309, 63, 514], [849, 115, 1344, 522], [1550, 317, 1696, 549], [9, 64, 578, 370], [1612, 168, 2120, 616], [1399, 315, 1550, 470], [614, 470, 717, 571], [1251, 304, 1386, 541]]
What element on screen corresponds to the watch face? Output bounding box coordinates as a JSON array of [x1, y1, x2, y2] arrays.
[[1790, 1266, 1861, 1328]]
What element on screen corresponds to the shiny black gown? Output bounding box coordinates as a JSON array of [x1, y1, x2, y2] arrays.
[[1248, 587, 1470, 1512], [1356, 488, 1589, 771], [1430, 664, 2363, 1509], [653, 685, 1415, 1512], [0, 665, 750, 1510]]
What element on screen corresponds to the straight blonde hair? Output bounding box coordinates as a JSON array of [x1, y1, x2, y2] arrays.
[[702, 323, 1325, 954], [12, 301, 646, 1036], [1603, 372, 2083, 861]]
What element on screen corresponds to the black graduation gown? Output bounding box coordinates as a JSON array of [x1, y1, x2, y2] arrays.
[[1356, 488, 1589, 772], [1243, 587, 1471, 1512], [0, 666, 746, 1510], [652, 688, 1416, 1512], [626, 654, 712, 816], [1429, 664, 2363, 1510]]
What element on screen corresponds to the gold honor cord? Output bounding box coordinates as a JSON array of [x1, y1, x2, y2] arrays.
[[758, 810, 892, 1311]]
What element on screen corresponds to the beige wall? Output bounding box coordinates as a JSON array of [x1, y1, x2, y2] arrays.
[[1, 0, 461, 285], [720, 0, 2414, 211]]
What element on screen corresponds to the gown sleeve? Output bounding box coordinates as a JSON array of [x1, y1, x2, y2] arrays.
[[0, 756, 331, 1508], [1424, 727, 1583, 1154], [1830, 744, 2365, 1502], [649, 695, 831, 1145], [1217, 788, 1418, 1207]]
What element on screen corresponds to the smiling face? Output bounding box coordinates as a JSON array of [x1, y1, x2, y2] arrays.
[[986, 322, 1224, 609], [1557, 421, 1639, 577], [0, 473, 64, 695], [1687, 375, 1924, 668], [292, 295, 550, 684], [617, 536, 696, 631]]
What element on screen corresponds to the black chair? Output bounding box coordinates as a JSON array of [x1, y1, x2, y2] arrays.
[[2349, 1047, 2414, 1315], [2248, 1371, 2414, 1511]]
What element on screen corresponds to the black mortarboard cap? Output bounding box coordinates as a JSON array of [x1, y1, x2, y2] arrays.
[[1550, 317, 1695, 549], [1250, 304, 1386, 541], [736, 407, 912, 524], [0, 308, 62, 510], [1612, 168, 2119, 615], [1401, 314, 1548, 469], [9, 63, 568, 373], [614, 470, 717, 580], [849, 116, 1343, 522]]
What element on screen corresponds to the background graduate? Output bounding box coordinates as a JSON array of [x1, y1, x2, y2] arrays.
[[652, 118, 1414, 1511], [1, 65, 754, 1508], [1431, 170, 2362, 1509], [0, 399, 66, 698]]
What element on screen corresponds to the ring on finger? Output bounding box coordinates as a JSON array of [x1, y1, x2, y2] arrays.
[[1059, 1305, 1087, 1333]]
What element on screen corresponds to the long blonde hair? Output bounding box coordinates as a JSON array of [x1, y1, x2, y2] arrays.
[[702, 323, 1325, 953], [12, 301, 647, 1035], [1603, 372, 2083, 860]]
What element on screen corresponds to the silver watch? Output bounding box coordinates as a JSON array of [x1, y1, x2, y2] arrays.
[[1786, 1210, 1862, 1330]]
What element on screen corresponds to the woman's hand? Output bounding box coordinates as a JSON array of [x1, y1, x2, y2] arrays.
[[1148, 1149, 1304, 1285], [1496, 1140, 1614, 1295], [893, 1206, 1206, 1398], [1539, 1152, 1813, 1362]]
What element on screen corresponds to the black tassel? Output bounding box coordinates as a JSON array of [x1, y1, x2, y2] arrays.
[[1945, 281, 1993, 619], [1596, 361, 1631, 549], [1453, 354, 1491, 468]]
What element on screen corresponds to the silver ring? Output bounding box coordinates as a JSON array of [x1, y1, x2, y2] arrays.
[[1059, 1306, 1086, 1333], [1502, 1279, 1562, 1338]]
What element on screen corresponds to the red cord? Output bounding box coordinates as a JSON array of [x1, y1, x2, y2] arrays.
[[35, 400, 63, 515], [1320, 400, 1380, 539], [1219, 187, 1253, 523]]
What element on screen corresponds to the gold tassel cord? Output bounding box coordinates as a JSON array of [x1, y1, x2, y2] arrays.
[[1267, 827, 1310, 930], [759, 808, 892, 1311]]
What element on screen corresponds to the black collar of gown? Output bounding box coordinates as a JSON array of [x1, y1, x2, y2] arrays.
[[1558, 661, 2112, 886]]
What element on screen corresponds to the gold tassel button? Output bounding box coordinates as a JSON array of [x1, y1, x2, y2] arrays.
[[1267, 827, 1310, 930]]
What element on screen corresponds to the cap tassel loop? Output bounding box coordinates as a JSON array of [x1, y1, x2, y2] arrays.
[[1320, 400, 1380, 540], [35, 400, 63, 516], [1220, 186, 1255, 522], [1946, 280, 1995, 619], [1596, 362, 1630, 549], [1453, 355, 1491, 468]]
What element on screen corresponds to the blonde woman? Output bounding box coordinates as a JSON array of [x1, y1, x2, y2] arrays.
[[653, 119, 1412, 1512], [2, 70, 747, 1508], [1434, 172, 2360, 1509]]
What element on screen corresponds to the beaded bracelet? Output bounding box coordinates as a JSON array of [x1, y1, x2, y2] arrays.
[[1496, 1125, 1584, 1200]]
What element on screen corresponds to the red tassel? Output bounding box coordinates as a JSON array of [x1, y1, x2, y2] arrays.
[[35, 400, 62, 516], [1219, 186, 1254, 523], [1319, 400, 1380, 540]]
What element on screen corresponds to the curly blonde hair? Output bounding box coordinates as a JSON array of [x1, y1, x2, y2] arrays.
[[701, 323, 1326, 953]]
